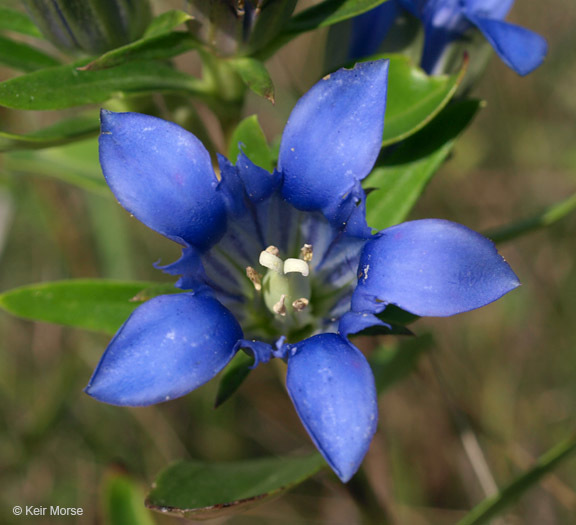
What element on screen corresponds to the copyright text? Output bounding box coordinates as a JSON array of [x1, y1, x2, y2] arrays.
[[12, 506, 83, 517]]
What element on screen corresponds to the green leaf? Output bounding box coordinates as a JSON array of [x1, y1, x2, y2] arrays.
[[483, 191, 576, 244], [227, 57, 275, 102], [286, 0, 390, 34], [0, 115, 99, 152], [382, 54, 466, 146], [0, 34, 60, 72], [214, 351, 254, 408], [457, 434, 576, 525], [365, 99, 481, 231], [0, 6, 42, 37], [0, 280, 178, 335], [146, 454, 326, 519], [228, 115, 275, 171], [0, 60, 210, 110], [104, 469, 157, 525], [3, 138, 109, 194], [144, 9, 193, 38], [81, 32, 198, 72], [370, 334, 434, 395]]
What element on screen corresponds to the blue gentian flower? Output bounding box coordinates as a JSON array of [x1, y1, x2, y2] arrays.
[[352, 0, 547, 76], [85, 60, 519, 482]]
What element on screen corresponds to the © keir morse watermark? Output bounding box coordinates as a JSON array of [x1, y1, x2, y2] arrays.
[[12, 505, 83, 517]]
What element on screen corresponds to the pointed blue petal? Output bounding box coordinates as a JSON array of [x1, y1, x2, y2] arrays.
[[352, 219, 520, 316], [349, 1, 402, 59], [419, 0, 470, 74], [99, 110, 228, 250], [468, 16, 547, 75], [237, 339, 275, 366], [420, 23, 459, 74], [85, 293, 242, 406], [286, 334, 378, 482], [466, 0, 514, 20], [279, 60, 389, 218], [236, 152, 281, 203], [155, 245, 207, 290], [217, 154, 246, 218]]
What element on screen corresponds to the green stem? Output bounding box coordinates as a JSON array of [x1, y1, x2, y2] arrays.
[[484, 191, 576, 244], [457, 434, 576, 525]]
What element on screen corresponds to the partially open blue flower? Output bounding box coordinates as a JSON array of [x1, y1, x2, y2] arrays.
[[86, 60, 519, 482], [352, 0, 547, 76]]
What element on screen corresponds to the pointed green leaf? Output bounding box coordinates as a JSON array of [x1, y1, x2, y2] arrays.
[[0, 7, 42, 37], [214, 351, 254, 408], [0, 280, 179, 335], [458, 435, 576, 525], [382, 54, 467, 145], [484, 191, 576, 244], [104, 470, 157, 525], [3, 138, 108, 194], [0, 60, 210, 110], [228, 115, 275, 171], [0, 34, 60, 72], [0, 115, 99, 152], [81, 32, 198, 72], [144, 9, 193, 38], [146, 454, 326, 520], [227, 57, 275, 103], [365, 99, 481, 231]]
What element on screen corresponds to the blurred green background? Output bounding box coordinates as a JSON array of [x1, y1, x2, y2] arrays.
[[0, 1, 575, 524]]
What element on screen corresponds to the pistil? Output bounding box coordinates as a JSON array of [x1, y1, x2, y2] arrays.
[[258, 244, 312, 318]]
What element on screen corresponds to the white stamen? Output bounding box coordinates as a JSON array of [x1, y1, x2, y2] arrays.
[[300, 244, 313, 262], [265, 245, 279, 256], [273, 294, 287, 316], [284, 258, 309, 277], [292, 298, 309, 312], [246, 266, 262, 291], [259, 250, 283, 273]]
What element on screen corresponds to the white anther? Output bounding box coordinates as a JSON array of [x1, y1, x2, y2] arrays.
[[273, 294, 287, 316], [292, 298, 309, 312], [246, 266, 262, 291], [259, 250, 283, 273], [283, 258, 309, 277], [265, 245, 280, 256], [300, 244, 313, 262]]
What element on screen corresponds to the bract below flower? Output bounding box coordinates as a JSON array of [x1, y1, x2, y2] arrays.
[[352, 0, 547, 76], [85, 60, 519, 482]]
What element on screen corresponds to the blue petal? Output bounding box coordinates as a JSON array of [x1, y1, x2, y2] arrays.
[[217, 154, 246, 218], [155, 245, 207, 290], [465, 0, 514, 20], [467, 16, 547, 75], [349, 1, 402, 59], [420, 23, 460, 74], [398, 0, 426, 17], [278, 60, 389, 220], [419, 0, 470, 73], [85, 293, 242, 406], [286, 334, 378, 482], [236, 152, 281, 203], [352, 219, 520, 317], [338, 311, 390, 338], [99, 110, 228, 250]]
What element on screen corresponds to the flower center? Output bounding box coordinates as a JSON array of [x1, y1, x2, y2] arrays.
[[248, 245, 313, 319]]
